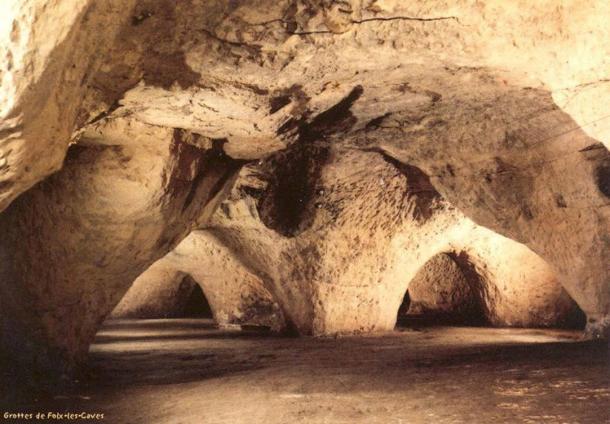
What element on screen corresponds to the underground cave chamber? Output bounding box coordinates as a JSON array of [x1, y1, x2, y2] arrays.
[[0, 1, 609, 423]]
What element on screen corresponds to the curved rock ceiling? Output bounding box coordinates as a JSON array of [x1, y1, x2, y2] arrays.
[[0, 0, 608, 377]]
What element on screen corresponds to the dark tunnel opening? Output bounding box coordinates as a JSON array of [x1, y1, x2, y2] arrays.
[[178, 275, 213, 319], [181, 281, 213, 318]]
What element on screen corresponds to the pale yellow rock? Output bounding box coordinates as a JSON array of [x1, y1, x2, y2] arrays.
[[0, 0, 137, 211], [208, 149, 580, 334]]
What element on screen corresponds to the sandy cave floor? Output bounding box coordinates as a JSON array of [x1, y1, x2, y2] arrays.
[[7, 319, 610, 424]]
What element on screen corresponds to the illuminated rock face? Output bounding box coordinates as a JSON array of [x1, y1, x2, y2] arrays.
[[112, 231, 286, 331], [404, 253, 479, 323], [0, 0, 609, 377], [404, 252, 583, 327], [208, 149, 581, 334], [113, 271, 213, 319], [0, 118, 241, 376], [0, 0, 137, 211]]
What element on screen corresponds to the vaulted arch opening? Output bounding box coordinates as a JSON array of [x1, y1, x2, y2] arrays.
[[181, 278, 213, 319], [396, 253, 486, 327], [396, 251, 587, 330]]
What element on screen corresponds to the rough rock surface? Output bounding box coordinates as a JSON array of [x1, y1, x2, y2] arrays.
[[87, 0, 608, 336], [112, 272, 212, 319], [0, 118, 241, 377], [207, 148, 580, 334], [0, 0, 137, 211], [112, 231, 286, 331], [0, 0, 609, 378], [404, 252, 583, 327], [403, 253, 478, 322]]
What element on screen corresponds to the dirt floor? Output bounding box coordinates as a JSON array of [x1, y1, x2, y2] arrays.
[[3, 319, 609, 424]]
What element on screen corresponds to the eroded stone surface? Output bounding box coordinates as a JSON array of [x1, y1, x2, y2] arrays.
[[112, 231, 286, 331], [404, 252, 583, 327], [77, 0, 608, 334], [207, 148, 580, 334], [0, 118, 241, 376], [0, 0, 137, 211], [112, 272, 211, 319], [0, 0, 609, 379], [404, 253, 478, 322]]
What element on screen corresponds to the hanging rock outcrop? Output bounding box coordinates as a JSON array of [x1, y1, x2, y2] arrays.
[[0, 0, 137, 212]]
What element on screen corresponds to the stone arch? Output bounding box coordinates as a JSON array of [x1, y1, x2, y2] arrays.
[[209, 148, 586, 336], [397, 244, 585, 329], [1, 1, 609, 382], [112, 231, 287, 332], [0, 118, 242, 378], [397, 252, 484, 326], [182, 279, 214, 319], [112, 271, 213, 320]]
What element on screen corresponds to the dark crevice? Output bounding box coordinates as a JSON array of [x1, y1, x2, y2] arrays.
[[269, 95, 292, 114], [352, 15, 460, 24], [85, 100, 121, 127], [596, 164, 610, 198], [181, 278, 213, 319], [257, 86, 364, 236], [246, 13, 461, 37], [365, 113, 392, 130]]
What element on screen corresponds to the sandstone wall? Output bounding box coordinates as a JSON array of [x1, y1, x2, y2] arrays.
[[208, 148, 581, 335]]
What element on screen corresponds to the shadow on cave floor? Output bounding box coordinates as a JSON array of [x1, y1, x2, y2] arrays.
[[96, 318, 281, 343], [101, 318, 219, 331], [395, 314, 486, 329], [6, 320, 610, 424]]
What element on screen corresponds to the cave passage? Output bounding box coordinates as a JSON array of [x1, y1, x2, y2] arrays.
[[395, 290, 488, 328], [1, 1, 609, 423], [181, 278, 213, 319], [396, 252, 588, 330], [395, 252, 487, 328]]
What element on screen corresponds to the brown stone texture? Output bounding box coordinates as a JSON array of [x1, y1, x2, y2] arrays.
[[112, 231, 286, 331], [404, 252, 582, 327], [0, 0, 138, 211], [404, 253, 478, 321], [208, 149, 580, 334], [0, 118, 241, 376], [111, 271, 209, 319], [0, 0, 609, 377]]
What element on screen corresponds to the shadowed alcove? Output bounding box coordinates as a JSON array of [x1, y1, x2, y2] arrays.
[[396, 253, 486, 327], [182, 279, 213, 319], [112, 273, 213, 320], [396, 252, 587, 329]]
